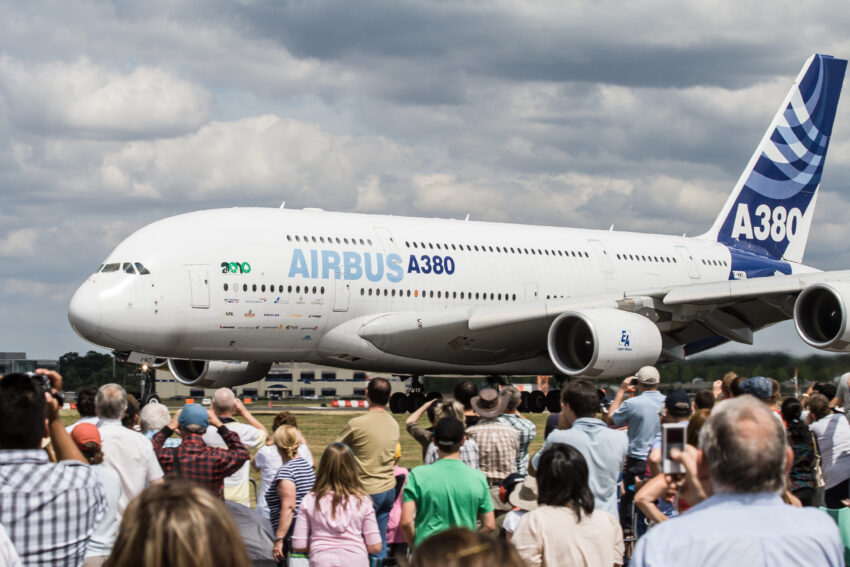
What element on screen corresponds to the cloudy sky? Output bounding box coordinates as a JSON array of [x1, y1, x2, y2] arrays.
[[1, 1, 849, 362]]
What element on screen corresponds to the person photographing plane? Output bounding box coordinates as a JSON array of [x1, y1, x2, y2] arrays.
[[603, 366, 665, 533]]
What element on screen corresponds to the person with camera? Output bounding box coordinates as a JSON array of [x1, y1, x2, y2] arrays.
[[0, 370, 106, 565], [631, 396, 843, 566], [603, 366, 666, 532]]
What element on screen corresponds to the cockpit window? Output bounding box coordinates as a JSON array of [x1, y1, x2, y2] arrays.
[[101, 263, 120, 273], [123, 263, 137, 274], [135, 262, 151, 275]]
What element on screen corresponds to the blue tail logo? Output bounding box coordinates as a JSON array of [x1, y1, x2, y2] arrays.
[[708, 54, 846, 264]]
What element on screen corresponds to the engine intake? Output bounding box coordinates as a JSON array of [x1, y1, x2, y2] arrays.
[[167, 359, 272, 389], [547, 308, 662, 378], [794, 282, 850, 352]]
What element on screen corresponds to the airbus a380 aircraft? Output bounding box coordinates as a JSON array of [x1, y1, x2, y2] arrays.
[[70, 54, 848, 412]]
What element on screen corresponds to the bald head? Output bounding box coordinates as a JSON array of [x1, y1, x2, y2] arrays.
[[699, 395, 788, 494], [212, 388, 235, 415]]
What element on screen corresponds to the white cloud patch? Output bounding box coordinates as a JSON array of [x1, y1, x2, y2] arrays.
[[0, 56, 211, 139]]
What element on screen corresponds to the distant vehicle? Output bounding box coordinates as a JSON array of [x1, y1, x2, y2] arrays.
[[69, 55, 850, 412]]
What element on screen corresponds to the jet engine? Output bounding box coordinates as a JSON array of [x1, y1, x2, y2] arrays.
[[547, 308, 662, 378], [794, 281, 850, 352], [167, 359, 272, 389]]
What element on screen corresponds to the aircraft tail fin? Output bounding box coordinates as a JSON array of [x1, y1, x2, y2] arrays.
[[703, 54, 846, 263]]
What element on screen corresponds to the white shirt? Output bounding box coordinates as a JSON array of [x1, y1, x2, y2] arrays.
[[98, 418, 164, 515], [0, 522, 21, 567], [203, 420, 268, 506], [811, 413, 850, 489], [65, 415, 99, 434], [86, 464, 123, 558]]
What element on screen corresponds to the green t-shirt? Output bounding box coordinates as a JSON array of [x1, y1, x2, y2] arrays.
[[402, 458, 493, 546]]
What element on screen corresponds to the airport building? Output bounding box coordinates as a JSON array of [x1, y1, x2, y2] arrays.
[[152, 362, 405, 400], [0, 352, 59, 375]]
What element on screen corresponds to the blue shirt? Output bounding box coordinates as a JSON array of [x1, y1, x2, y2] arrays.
[[631, 492, 844, 567], [611, 390, 665, 459], [531, 418, 628, 516]]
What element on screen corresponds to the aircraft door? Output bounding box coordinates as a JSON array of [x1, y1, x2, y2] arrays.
[[188, 269, 210, 308], [675, 245, 701, 279], [333, 269, 350, 312], [588, 239, 614, 278]]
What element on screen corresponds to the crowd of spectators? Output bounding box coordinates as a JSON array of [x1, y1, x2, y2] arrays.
[[5, 366, 850, 566]]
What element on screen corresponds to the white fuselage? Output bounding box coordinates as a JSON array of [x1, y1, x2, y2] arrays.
[[68, 207, 812, 374]]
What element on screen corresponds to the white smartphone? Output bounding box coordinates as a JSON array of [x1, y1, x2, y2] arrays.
[[662, 422, 687, 474]]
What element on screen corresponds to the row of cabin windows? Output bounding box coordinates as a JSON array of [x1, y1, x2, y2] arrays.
[[616, 253, 678, 264], [360, 287, 518, 301], [405, 241, 590, 258], [701, 258, 728, 267], [286, 234, 373, 246], [223, 283, 326, 295]]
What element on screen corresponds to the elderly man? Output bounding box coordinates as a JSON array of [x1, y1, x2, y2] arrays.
[[632, 396, 844, 566], [0, 371, 105, 565], [96, 383, 163, 514], [202, 388, 268, 505], [152, 404, 250, 498]]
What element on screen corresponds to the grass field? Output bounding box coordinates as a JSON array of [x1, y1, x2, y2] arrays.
[[60, 406, 551, 487]]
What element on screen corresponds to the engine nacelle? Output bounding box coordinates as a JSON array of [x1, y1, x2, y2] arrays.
[[167, 359, 272, 389], [794, 281, 850, 352], [547, 308, 662, 378]]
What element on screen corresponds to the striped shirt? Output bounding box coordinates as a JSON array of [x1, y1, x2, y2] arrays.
[[498, 413, 537, 476], [0, 450, 106, 566], [266, 457, 316, 535], [466, 418, 520, 482]]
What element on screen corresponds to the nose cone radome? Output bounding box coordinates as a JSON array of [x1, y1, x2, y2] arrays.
[[68, 284, 102, 342]]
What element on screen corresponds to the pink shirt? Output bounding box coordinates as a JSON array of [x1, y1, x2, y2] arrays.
[[292, 492, 381, 566], [386, 465, 408, 544]]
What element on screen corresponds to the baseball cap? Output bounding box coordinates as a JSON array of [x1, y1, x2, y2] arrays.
[[70, 423, 101, 449], [433, 417, 464, 448], [740, 376, 772, 400], [178, 403, 209, 430], [636, 366, 660, 385], [664, 389, 692, 417]]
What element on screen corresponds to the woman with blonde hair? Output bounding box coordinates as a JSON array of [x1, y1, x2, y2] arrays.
[[292, 442, 382, 565], [104, 480, 251, 567], [266, 425, 316, 564]]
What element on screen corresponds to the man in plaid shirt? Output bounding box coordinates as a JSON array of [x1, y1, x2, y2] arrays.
[[152, 403, 249, 498], [498, 386, 537, 476], [0, 371, 106, 566]]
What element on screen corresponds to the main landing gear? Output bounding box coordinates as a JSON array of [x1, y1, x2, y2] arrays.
[[389, 375, 443, 414]]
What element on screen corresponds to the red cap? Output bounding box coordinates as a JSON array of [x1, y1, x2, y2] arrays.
[[71, 423, 101, 449]]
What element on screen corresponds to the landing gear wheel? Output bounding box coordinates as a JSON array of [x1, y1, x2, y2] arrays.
[[389, 392, 408, 414], [407, 393, 426, 411], [545, 390, 561, 413], [425, 391, 443, 404], [529, 390, 546, 413], [519, 390, 530, 413], [142, 393, 161, 406]]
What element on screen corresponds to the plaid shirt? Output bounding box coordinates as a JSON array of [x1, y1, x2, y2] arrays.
[[466, 418, 519, 482], [499, 413, 537, 476], [0, 450, 106, 566], [152, 426, 249, 498]]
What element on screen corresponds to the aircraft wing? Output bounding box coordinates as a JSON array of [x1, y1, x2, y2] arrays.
[[333, 269, 850, 373]]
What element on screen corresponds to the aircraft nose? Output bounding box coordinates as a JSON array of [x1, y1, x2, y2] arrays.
[[68, 284, 102, 341]]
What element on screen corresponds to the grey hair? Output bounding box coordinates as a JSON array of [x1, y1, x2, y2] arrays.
[[140, 402, 172, 433], [436, 399, 465, 423], [699, 395, 788, 494], [500, 386, 522, 412], [96, 383, 129, 420], [212, 388, 235, 414]]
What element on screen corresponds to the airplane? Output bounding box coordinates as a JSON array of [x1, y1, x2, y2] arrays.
[[69, 54, 848, 413]]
